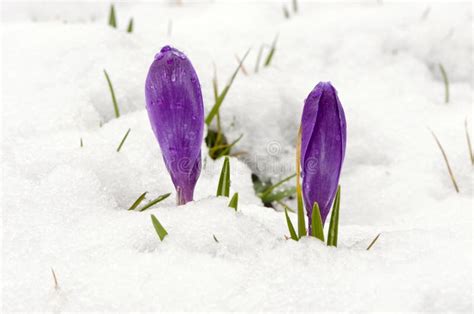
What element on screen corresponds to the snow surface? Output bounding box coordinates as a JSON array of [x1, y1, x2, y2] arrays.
[[1, 0, 473, 312]]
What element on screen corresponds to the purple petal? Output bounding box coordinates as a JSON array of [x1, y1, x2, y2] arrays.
[[300, 82, 346, 231], [145, 46, 204, 205]]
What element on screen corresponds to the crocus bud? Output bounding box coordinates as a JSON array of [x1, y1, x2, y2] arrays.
[[300, 82, 346, 232], [145, 46, 204, 205]]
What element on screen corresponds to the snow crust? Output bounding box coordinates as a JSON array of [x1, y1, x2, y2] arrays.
[[1, 0, 472, 312]]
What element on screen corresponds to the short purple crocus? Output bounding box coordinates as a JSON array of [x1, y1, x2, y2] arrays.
[[145, 46, 204, 205], [300, 82, 346, 233]]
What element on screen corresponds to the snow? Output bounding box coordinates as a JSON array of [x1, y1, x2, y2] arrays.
[[1, 0, 472, 312]]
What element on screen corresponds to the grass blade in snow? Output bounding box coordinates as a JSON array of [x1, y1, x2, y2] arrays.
[[128, 192, 147, 210], [108, 4, 117, 28], [430, 130, 459, 193], [215, 134, 243, 158], [327, 186, 341, 247], [138, 193, 171, 212], [216, 157, 230, 197], [127, 18, 133, 33], [151, 214, 168, 241], [284, 208, 298, 240], [228, 192, 239, 210], [260, 173, 296, 200], [205, 49, 250, 125], [439, 63, 449, 104], [310, 202, 325, 242], [465, 119, 473, 165], [366, 233, 381, 251], [116, 128, 131, 152], [104, 69, 120, 118], [264, 34, 278, 67], [255, 44, 264, 73]]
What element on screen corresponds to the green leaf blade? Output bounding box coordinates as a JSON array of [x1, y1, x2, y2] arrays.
[[108, 4, 117, 28], [327, 186, 341, 247], [151, 214, 168, 241], [205, 49, 250, 126], [216, 157, 231, 197], [284, 208, 298, 241], [128, 191, 148, 210], [138, 193, 171, 212], [311, 202, 325, 242], [103, 69, 120, 118], [116, 128, 131, 152], [127, 18, 133, 33], [228, 192, 239, 211]]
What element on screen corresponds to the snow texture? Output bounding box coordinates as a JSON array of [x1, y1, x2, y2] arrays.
[[1, 0, 472, 312]]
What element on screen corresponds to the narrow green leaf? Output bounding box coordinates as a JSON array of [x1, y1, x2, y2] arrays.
[[264, 34, 278, 67], [213, 234, 219, 243], [108, 4, 117, 28], [103, 69, 120, 118], [310, 202, 325, 241], [327, 186, 341, 247], [283, 5, 290, 19], [430, 129, 460, 193], [205, 49, 250, 126], [216, 157, 231, 197], [254, 44, 264, 73], [228, 192, 239, 211], [261, 187, 296, 204], [284, 208, 298, 241], [216, 134, 243, 158], [80, 138, 83, 147], [138, 193, 171, 212], [465, 119, 474, 165], [366, 233, 381, 251], [439, 63, 449, 104], [260, 173, 296, 199], [296, 126, 306, 238], [276, 200, 295, 213], [292, 0, 298, 13], [128, 191, 147, 210], [151, 214, 168, 241], [127, 18, 133, 33], [116, 128, 131, 152]]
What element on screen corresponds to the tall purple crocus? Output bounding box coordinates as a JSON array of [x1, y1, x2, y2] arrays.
[[145, 46, 204, 205], [300, 82, 346, 233]]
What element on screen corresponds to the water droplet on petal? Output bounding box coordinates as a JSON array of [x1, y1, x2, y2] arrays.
[[171, 72, 176, 82]]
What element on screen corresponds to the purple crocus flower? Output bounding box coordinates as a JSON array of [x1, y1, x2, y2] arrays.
[[145, 46, 204, 205], [300, 82, 346, 233]]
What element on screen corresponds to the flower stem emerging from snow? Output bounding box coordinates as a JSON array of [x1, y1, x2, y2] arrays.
[[439, 63, 449, 104], [366, 233, 381, 251], [116, 128, 131, 152], [108, 4, 117, 28], [430, 130, 460, 193], [295, 126, 307, 238], [103, 69, 120, 118], [216, 157, 231, 197], [151, 214, 168, 241], [138, 193, 171, 212], [228, 192, 239, 211], [465, 119, 474, 165]]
